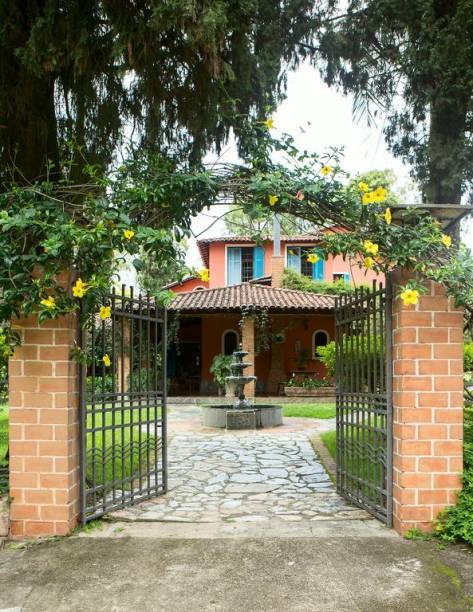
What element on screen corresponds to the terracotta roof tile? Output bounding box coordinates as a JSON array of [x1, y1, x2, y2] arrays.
[[169, 283, 335, 313]]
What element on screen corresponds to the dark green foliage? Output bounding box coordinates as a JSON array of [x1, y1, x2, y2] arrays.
[[464, 343, 473, 372], [86, 376, 114, 395], [210, 354, 233, 389], [282, 269, 362, 295], [304, 2, 473, 202], [127, 367, 163, 393], [435, 405, 473, 545], [285, 377, 332, 389], [0, 1, 319, 182]]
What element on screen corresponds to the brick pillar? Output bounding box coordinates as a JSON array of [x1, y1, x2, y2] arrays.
[[117, 320, 131, 393], [8, 313, 80, 538], [271, 256, 285, 288], [392, 273, 464, 535], [241, 317, 255, 397]]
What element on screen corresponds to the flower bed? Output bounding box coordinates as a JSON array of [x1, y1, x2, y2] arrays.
[[284, 386, 335, 398]]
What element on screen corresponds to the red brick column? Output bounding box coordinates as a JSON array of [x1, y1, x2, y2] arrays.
[[8, 313, 80, 538], [392, 273, 464, 535], [241, 317, 255, 397]]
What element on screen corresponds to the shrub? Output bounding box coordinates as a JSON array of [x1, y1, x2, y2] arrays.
[[286, 376, 332, 389], [210, 354, 233, 389], [86, 375, 114, 395], [128, 367, 163, 393], [435, 405, 473, 545], [282, 269, 369, 295], [317, 341, 336, 378], [464, 342, 473, 372]]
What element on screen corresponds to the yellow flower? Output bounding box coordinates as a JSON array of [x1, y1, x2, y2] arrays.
[[99, 305, 111, 320], [362, 192, 374, 205], [123, 228, 135, 240], [358, 181, 369, 193], [320, 165, 332, 176], [198, 268, 209, 282], [441, 234, 452, 248], [263, 118, 274, 129], [306, 253, 319, 264], [268, 194, 279, 206], [384, 207, 392, 225], [102, 354, 111, 368], [363, 240, 379, 256], [364, 256, 374, 269], [373, 186, 388, 202], [72, 278, 88, 298], [40, 296, 56, 309], [400, 289, 419, 306]]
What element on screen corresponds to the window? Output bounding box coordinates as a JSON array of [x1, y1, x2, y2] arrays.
[[222, 330, 239, 355], [312, 330, 329, 359], [193, 286, 206, 291], [227, 246, 264, 285], [286, 246, 325, 280], [333, 273, 350, 284]]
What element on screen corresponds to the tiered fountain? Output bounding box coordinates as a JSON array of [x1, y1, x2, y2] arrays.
[[201, 348, 283, 429]]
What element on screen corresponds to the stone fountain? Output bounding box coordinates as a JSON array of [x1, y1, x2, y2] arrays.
[[201, 348, 283, 430]]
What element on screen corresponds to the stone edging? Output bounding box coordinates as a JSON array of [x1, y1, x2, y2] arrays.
[[309, 435, 336, 483], [0, 496, 10, 549]]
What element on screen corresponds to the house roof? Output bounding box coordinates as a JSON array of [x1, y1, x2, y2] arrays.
[[168, 283, 335, 313], [197, 233, 324, 267]]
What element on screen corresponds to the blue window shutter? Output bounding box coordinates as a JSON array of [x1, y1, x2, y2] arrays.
[[343, 273, 350, 284], [287, 246, 300, 272], [227, 247, 242, 285], [253, 246, 264, 279], [312, 248, 325, 280]]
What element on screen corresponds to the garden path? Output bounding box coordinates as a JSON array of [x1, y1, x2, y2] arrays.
[[110, 405, 370, 524]]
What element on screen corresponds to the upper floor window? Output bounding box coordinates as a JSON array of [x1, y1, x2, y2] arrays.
[[227, 246, 264, 286], [286, 246, 325, 280], [333, 273, 350, 284]]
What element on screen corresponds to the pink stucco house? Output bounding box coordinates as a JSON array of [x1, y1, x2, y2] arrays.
[[167, 232, 382, 396]]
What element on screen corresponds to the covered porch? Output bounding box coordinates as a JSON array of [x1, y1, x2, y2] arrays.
[[167, 283, 335, 397]]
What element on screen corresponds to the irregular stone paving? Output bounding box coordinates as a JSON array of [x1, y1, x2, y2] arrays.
[[111, 433, 371, 523]]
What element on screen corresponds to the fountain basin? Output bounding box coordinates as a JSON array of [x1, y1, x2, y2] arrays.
[[201, 404, 283, 430]]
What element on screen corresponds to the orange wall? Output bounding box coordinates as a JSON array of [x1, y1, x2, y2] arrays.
[[170, 277, 209, 293], [205, 239, 383, 288], [200, 315, 241, 381]]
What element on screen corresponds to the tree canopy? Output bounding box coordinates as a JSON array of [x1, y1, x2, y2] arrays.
[[0, 0, 318, 183], [302, 1, 473, 204]]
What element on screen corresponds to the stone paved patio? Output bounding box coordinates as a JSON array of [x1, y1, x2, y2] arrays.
[[110, 405, 370, 524]]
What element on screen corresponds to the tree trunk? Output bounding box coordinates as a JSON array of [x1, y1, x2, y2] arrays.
[[425, 96, 466, 206]]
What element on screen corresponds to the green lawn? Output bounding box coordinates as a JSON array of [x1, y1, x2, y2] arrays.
[[282, 403, 336, 419], [85, 404, 162, 490], [320, 429, 336, 458]]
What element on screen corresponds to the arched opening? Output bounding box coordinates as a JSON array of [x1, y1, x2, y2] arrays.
[[312, 329, 329, 359], [222, 329, 239, 355]]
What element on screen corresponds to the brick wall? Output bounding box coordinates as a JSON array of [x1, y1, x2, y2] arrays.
[[271, 256, 285, 288], [8, 313, 80, 538], [392, 275, 464, 534]]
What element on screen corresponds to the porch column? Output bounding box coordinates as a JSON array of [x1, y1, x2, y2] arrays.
[[271, 256, 285, 288], [267, 317, 286, 394], [8, 313, 80, 538], [391, 271, 464, 535], [241, 317, 255, 397]]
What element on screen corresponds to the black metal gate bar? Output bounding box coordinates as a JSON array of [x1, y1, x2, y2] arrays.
[[79, 285, 167, 523], [335, 279, 393, 525]]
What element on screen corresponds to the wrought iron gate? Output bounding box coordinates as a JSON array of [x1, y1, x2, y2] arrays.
[[335, 280, 393, 525], [79, 286, 167, 523]]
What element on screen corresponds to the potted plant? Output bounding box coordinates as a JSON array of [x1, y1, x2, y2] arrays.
[[210, 354, 234, 396]]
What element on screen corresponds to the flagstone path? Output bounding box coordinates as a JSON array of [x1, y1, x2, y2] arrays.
[[110, 406, 370, 524]]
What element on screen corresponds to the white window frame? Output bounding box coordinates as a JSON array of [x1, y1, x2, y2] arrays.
[[222, 329, 240, 355], [312, 329, 330, 360]]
